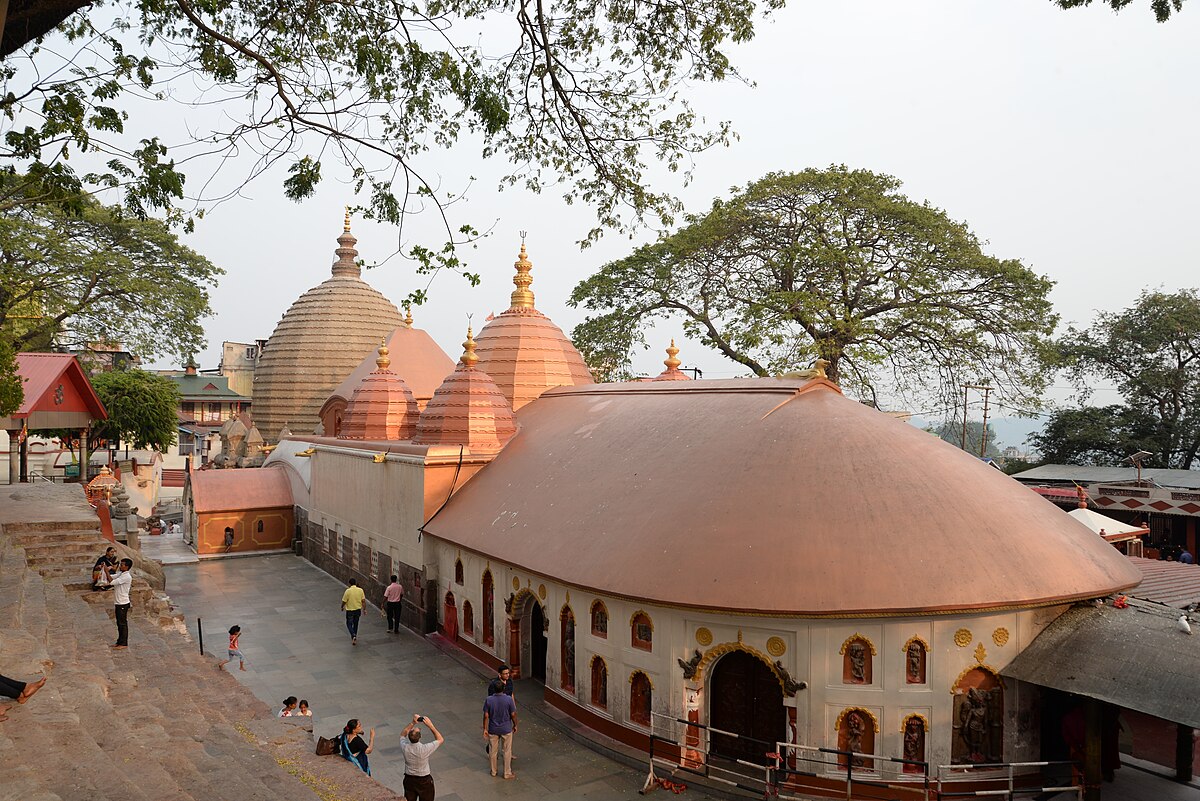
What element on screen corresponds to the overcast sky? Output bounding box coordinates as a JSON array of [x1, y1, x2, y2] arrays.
[[136, 0, 1197, 446]]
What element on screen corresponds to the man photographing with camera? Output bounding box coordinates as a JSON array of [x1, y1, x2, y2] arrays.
[[399, 713, 443, 801]]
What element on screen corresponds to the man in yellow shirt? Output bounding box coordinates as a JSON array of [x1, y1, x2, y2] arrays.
[[341, 579, 367, 645]]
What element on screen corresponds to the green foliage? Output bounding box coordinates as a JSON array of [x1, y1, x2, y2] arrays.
[[1052, 0, 1185, 23], [0, 0, 776, 276], [1049, 289, 1200, 469], [0, 337, 22, 416], [570, 167, 1059, 406], [928, 419, 1004, 459], [90, 368, 180, 451], [0, 176, 222, 362]]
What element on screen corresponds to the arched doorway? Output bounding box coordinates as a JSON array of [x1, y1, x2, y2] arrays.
[[709, 650, 785, 765], [528, 599, 547, 682]]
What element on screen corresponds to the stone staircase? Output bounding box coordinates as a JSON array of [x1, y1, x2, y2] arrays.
[[0, 509, 401, 801]]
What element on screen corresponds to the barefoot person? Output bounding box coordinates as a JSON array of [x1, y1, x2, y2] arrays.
[[400, 713, 444, 801], [337, 718, 374, 775], [217, 625, 246, 671], [109, 558, 134, 650], [0, 674, 46, 721], [91, 546, 117, 590]]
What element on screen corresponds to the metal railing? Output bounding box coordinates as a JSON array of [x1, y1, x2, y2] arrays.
[[935, 760, 1082, 800]]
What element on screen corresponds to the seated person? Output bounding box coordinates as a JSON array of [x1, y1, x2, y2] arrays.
[[92, 546, 118, 590]]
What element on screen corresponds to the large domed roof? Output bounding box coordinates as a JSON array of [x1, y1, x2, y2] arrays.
[[413, 327, 516, 454], [423, 377, 1141, 616], [473, 244, 592, 411], [252, 216, 405, 441]]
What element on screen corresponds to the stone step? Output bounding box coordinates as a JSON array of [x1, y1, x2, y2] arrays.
[[2, 520, 102, 535], [21, 540, 108, 558]]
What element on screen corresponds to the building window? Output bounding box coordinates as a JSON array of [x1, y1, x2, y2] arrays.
[[454, 558, 464, 585], [482, 570, 495, 647], [631, 611, 653, 651], [560, 606, 576, 693], [182, 401, 195, 415], [591, 656, 608, 710], [463, 601, 474, 636], [590, 600, 608, 638], [629, 671, 652, 726]]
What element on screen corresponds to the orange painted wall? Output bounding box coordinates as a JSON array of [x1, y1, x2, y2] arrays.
[[197, 507, 294, 555]]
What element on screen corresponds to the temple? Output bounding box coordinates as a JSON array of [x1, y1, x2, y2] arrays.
[[184, 217, 1170, 797]]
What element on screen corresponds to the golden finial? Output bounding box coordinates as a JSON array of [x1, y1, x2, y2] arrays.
[[664, 339, 681, 371], [404, 305, 414, 328], [375, 338, 390, 370], [510, 234, 535, 309], [461, 324, 479, 368], [343, 206, 351, 233]]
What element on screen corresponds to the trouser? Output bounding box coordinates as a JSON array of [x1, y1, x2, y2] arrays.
[[0, 672, 27, 699], [345, 609, 362, 638], [386, 601, 402, 632], [488, 732, 513, 776], [403, 773, 435, 801], [115, 603, 131, 646]]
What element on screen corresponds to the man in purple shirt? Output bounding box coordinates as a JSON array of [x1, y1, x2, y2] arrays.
[[483, 685, 518, 778]]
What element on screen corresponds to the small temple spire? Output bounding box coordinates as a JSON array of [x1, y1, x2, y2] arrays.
[[509, 237, 535, 310], [664, 339, 681, 371], [332, 207, 360, 277], [461, 325, 479, 368], [404, 305, 414, 328], [375, 339, 391, 371]]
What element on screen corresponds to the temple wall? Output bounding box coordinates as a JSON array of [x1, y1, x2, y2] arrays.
[[431, 539, 1055, 776]]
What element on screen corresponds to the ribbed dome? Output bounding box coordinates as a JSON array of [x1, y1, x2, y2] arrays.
[[414, 327, 516, 454], [473, 244, 593, 411], [338, 343, 419, 441], [650, 340, 691, 381], [252, 216, 405, 441]]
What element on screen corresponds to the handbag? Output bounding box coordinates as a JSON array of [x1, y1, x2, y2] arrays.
[[315, 736, 336, 756]]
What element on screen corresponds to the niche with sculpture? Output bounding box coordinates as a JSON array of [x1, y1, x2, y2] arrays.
[[901, 715, 927, 773], [835, 708, 877, 770], [840, 635, 875, 685], [903, 637, 928, 684], [951, 668, 1004, 764]]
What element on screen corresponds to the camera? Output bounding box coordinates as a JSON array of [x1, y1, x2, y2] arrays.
[[417, 715, 426, 723]]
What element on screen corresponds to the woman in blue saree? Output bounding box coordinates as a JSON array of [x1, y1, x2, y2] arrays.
[[338, 718, 375, 775]]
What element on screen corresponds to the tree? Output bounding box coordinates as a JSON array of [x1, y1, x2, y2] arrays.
[[0, 0, 776, 275], [0, 178, 222, 361], [929, 419, 1004, 460], [89, 369, 180, 451], [569, 167, 1058, 406], [1049, 289, 1200, 469], [0, 337, 21, 415], [1052, 0, 1186, 23]]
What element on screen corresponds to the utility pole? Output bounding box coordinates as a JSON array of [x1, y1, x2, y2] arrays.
[[963, 385, 993, 457]]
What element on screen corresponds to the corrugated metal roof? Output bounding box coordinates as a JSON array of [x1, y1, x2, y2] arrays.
[[1128, 557, 1200, 608], [167, 373, 248, 401], [1011, 464, 1200, 490], [1002, 598, 1200, 728], [11, 352, 107, 419]]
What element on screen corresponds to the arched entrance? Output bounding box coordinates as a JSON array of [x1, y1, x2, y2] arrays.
[[528, 599, 547, 682], [709, 650, 786, 765]]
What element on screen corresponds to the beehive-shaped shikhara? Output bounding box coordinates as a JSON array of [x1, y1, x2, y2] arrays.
[[414, 326, 516, 454], [337, 342, 420, 441]]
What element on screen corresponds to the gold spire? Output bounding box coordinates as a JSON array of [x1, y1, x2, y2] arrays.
[[664, 339, 681, 371], [461, 325, 479, 368], [404, 305, 414, 328], [343, 205, 352, 233], [375, 338, 391, 370], [509, 242, 535, 309]]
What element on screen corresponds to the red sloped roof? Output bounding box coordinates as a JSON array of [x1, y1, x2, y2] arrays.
[[188, 467, 293, 513], [14, 353, 107, 419]]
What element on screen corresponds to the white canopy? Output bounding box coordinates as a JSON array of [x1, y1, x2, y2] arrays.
[[1068, 507, 1148, 542]]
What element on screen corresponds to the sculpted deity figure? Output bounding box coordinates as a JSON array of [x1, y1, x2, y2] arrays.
[[906, 641, 924, 682], [846, 711, 866, 767], [904, 719, 923, 761], [959, 688, 990, 761], [848, 642, 866, 682]]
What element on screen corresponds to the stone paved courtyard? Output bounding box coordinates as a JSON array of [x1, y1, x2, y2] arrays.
[[164, 554, 674, 801]]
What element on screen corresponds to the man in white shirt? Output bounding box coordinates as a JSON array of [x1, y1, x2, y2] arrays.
[[109, 558, 134, 650], [399, 713, 443, 801]]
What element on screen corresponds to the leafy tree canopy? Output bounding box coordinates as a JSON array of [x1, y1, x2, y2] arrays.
[[928, 418, 1004, 460], [0, 337, 21, 415], [569, 167, 1059, 406], [90, 368, 180, 451], [1048, 288, 1200, 469], [0, 0, 778, 283], [1053, 0, 1186, 23], [0, 176, 222, 365]]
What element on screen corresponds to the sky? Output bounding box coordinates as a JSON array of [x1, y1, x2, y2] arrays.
[[66, 0, 1200, 449]]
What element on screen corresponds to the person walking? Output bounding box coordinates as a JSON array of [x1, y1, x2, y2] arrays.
[[217, 625, 246, 671], [383, 575, 404, 633], [400, 713, 443, 801], [0, 674, 46, 722], [109, 558, 134, 650], [487, 664, 516, 759], [341, 579, 366, 645], [483, 685, 518, 779], [337, 718, 374, 775]]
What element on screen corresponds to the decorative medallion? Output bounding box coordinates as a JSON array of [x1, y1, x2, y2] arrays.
[[53, 383, 64, 405], [695, 627, 713, 646], [953, 628, 973, 647], [992, 627, 1009, 647], [974, 643, 987, 664], [512, 576, 520, 591], [766, 636, 787, 657], [537, 583, 547, 600]]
